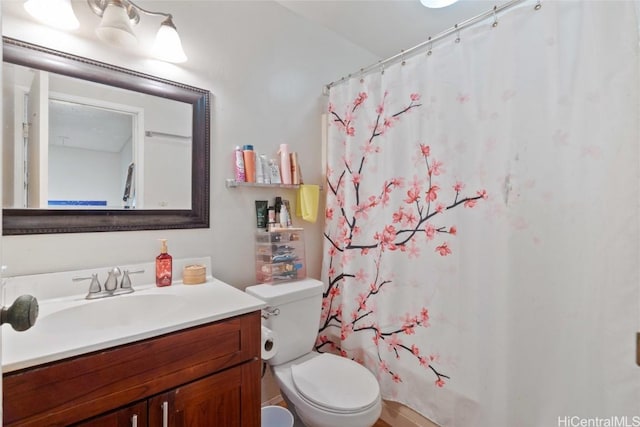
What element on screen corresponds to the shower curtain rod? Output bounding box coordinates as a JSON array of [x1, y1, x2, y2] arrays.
[[324, 0, 534, 92]]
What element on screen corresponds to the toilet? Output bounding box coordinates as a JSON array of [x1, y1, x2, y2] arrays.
[[246, 279, 382, 427]]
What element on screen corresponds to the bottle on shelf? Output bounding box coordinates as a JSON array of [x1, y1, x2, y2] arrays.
[[234, 146, 246, 182], [260, 155, 271, 184], [268, 159, 281, 184], [268, 205, 276, 227], [280, 201, 290, 228], [290, 151, 300, 185], [279, 143, 292, 185], [255, 152, 265, 184], [243, 145, 256, 183]]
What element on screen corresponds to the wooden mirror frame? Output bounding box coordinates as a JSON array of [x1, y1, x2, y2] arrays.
[[2, 37, 210, 235]]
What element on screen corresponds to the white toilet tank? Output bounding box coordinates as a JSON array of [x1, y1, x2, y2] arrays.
[[246, 279, 323, 366]]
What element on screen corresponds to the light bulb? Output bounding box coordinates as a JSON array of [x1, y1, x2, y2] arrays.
[[152, 18, 187, 63]]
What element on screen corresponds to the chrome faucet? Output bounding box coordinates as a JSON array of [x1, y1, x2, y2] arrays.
[[73, 268, 145, 300], [104, 267, 122, 292]]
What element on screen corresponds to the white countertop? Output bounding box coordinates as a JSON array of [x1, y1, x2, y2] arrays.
[[2, 260, 265, 373]]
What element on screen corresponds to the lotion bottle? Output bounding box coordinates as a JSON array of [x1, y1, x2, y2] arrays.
[[156, 239, 173, 287]]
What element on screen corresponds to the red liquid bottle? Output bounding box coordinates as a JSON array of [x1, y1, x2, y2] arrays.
[[156, 239, 173, 287]]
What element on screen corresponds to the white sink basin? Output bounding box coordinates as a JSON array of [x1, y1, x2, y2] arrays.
[[37, 293, 187, 333], [3, 279, 266, 373]]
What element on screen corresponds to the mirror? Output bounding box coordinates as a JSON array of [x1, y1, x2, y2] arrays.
[[1, 37, 210, 235]]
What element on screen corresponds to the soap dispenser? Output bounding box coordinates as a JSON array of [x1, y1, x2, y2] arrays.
[[156, 239, 173, 287]]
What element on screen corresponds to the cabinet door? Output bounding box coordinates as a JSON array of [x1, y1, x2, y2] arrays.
[[71, 401, 147, 427], [149, 360, 260, 427]]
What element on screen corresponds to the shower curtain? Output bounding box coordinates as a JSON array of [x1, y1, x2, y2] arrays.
[[318, 1, 640, 426]]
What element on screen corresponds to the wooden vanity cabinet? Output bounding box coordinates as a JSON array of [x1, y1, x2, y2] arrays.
[[3, 311, 261, 427], [148, 360, 260, 427]]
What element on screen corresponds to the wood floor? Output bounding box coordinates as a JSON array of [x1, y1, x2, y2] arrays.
[[373, 418, 392, 427]]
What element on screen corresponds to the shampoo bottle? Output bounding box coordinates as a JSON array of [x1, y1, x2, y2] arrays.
[[156, 239, 173, 287], [243, 145, 256, 183]]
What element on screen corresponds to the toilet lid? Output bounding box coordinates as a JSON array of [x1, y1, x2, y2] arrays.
[[291, 353, 379, 413]]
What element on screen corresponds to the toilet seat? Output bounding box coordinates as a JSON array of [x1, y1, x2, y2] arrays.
[[290, 353, 380, 414]]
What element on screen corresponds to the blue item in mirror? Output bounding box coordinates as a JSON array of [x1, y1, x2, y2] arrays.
[[48, 200, 107, 206]]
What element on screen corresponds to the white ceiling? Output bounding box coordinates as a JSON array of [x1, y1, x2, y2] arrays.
[[275, 0, 507, 59], [3, 0, 508, 152], [4, 0, 506, 148], [4, 1, 511, 62], [49, 99, 133, 153]]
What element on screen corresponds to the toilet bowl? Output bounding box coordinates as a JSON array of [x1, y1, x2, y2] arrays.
[[273, 352, 381, 427], [246, 279, 382, 427]]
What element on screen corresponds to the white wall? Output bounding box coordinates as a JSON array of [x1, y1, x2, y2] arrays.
[[48, 145, 122, 206], [0, 1, 379, 287], [143, 137, 190, 209]]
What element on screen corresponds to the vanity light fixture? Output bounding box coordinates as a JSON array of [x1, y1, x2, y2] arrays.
[[420, 0, 460, 8], [88, 0, 188, 63], [24, 0, 80, 30], [23, 0, 187, 63]]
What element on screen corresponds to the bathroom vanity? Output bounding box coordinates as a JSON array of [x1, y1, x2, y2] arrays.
[[1, 260, 265, 427], [4, 312, 260, 426]]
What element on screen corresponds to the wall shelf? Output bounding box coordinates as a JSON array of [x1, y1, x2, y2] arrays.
[[225, 179, 322, 190]]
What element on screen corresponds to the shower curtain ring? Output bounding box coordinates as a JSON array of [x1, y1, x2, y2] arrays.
[[534, 0, 542, 10], [401, 50, 406, 66], [454, 24, 461, 43], [492, 5, 499, 28], [427, 37, 433, 56], [359, 68, 365, 84]]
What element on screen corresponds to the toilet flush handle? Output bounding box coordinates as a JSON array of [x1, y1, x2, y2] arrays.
[[261, 307, 280, 319]]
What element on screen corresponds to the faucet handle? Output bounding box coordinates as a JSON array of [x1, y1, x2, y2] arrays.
[[73, 273, 102, 299], [120, 269, 144, 292]]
